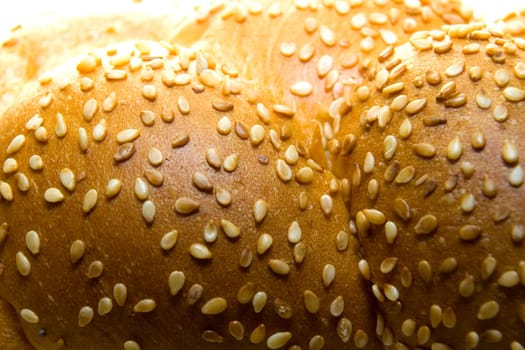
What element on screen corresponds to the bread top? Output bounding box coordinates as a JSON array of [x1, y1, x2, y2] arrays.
[[169, 0, 474, 163], [329, 23, 525, 348], [0, 40, 380, 349]]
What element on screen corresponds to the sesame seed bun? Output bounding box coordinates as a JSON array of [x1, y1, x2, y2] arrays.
[[330, 24, 525, 349], [0, 40, 377, 349], [170, 0, 474, 163]]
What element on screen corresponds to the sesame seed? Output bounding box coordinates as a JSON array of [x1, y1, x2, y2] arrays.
[[2, 158, 17, 174], [171, 133, 190, 148], [320, 194, 333, 216], [98, 297, 113, 316], [201, 330, 223, 344], [322, 264, 336, 287], [405, 98, 427, 115], [298, 43, 315, 62], [502, 140, 519, 164], [14, 173, 29, 192], [215, 188, 232, 207], [295, 167, 314, 184], [272, 104, 296, 118], [287, 220, 303, 244], [174, 197, 200, 215], [168, 271, 186, 295], [34, 127, 49, 143], [439, 257, 458, 275], [192, 172, 213, 192], [481, 255, 497, 281], [253, 233, 272, 255], [217, 116, 232, 135], [78, 127, 88, 152], [476, 90, 492, 109], [134, 178, 148, 201], [103, 179, 121, 198], [189, 243, 212, 260], [223, 153, 239, 172], [493, 104, 509, 122], [173, 73, 190, 86], [384, 283, 399, 301], [249, 199, 268, 225], [267, 332, 292, 349], [510, 165, 524, 187], [25, 114, 43, 130], [25, 230, 40, 255], [160, 230, 178, 251], [20, 308, 39, 324], [177, 96, 190, 115], [293, 242, 306, 264], [383, 82, 405, 96], [279, 42, 296, 57], [504, 86, 525, 102], [16, 252, 31, 277], [142, 200, 156, 223], [201, 297, 227, 315], [116, 129, 140, 144], [86, 260, 104, 279], [414, 214, 438, 235], [459, 274, 475, 298], [133, 299, 156, 313], [70, 240, 85, 264], [363, 208, 386, 225], [200, 69, 223, 87], [6, 134, 25, 155], [304, 290, 320, 313], [249, 125, 265, 145], [28, 155, 43, 171], [80, 77, 94, 92], [144, 168, 164, 187], [83, 98, 98, 121], [498, 270, 520, 287], [275, 159, 292, 182], [250, 291, 267, 313], [81, 189, 98, 214], [336, 317, 352, 343], [113, 283, 127, 307], [335, 230, 349, 251], [268, 259, 290, 276], [140, 110, 155, 126], [221, 219, 240, 239], [418, 260, 432, 284], [77, 55, 97, 73], [212, 99, 234, 112], [465, 332, 480, 349], [228, 320, 245, 341], [78, 306, 94, 327], [44, 188, 64, 203], [477, 300, 500, 320], [0, 182, 13, 201], [481, 329, 502, 343], [459, 225, 482, 241]]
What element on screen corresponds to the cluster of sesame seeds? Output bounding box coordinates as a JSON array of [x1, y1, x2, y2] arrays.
[[328, 21, 525, 349]]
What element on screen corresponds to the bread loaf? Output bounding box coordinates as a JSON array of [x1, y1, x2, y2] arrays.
[[329, 23, 525, 349], [0, 40, 377, 349]]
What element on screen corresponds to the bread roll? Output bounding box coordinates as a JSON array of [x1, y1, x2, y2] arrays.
[[0, 40, 377, 349], [329, 23, 525, 349], [170, 0, 474, 161], [0, 2, 193, 116]]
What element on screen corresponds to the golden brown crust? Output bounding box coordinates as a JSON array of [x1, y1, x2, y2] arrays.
[[169, 0, 474, 164], [0, 41, 377, 349], [330, 24, 525, 349]]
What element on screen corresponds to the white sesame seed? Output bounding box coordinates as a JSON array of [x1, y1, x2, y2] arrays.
[[174, 197, 200, 215], [177, 96, 190, 115], [168, 271, 185, 296], [34, 126, 48, 143], [268, 259, 290, 276], [3, 158, 18, 174], [249, 124, 265, 145], [291, 81, 313, 97], [6, 135, 25, 155], [509, 166, 524, 187], [78, 127, 88, 152], [86, 260, 104, 279], [287, 221, 302, 243], [142, 200, 156, 223], [160, 230, 178, 251], [253, 199, 268, 224], [221, 219, 240, 239], [498, 270, 520, 287], [25, 114, 43, 130], [83, 99, 98, 121], [477, 300, 500, 320], [16, 251, 31, 276], [320, 194, 333, 216], [223, 153, 239, 172], [201, 297, 227, 315], [15, 173, 30, 192], [304, 290, 320, 313], [113, 283, 128, 307], [105, 179, 122, 198], [70, 240, 85, 264], [116, 129, 140, 144], [25, 231, 40, 255], [78, 306, 94, 327], [322, 264, 336, 287], [134, 299, 156, 313], [248, 290, 266, 313], [98, 297, 113, 316], [92, 119, 107, 142], [59, 168, 76, 192], [267, 332, 292, 349], [134, 178, 148, 201], [20, 309, 39, 323], [200, 69, 223, 87], [0, 182, 13, 201], [44, 188, 64, 203], [82, 189, 98, 214], [189, 243, 212, 260], [148, 147, 163, 166], [503, 86, 525, 102]]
